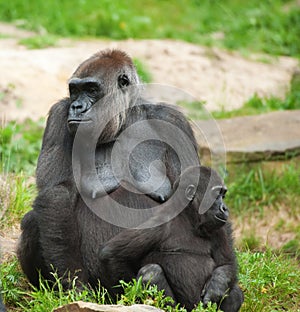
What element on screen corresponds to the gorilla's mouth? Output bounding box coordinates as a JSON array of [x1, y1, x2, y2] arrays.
[[68, 119, 92, 124], [67, 119, 93, 134], [214, 215, 227, 223]]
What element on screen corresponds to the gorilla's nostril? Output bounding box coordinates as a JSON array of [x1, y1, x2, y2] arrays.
[[220, 204, 227, 213], [72, 102, 83, 111]]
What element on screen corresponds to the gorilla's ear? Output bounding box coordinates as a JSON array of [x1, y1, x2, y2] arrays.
[[173, 165, 201, 201], [185, 184, 196, 201]]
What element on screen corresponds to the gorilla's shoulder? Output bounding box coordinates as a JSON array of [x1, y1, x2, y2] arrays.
[[143, 101, 186, 120], [129, 100, 193, 132]]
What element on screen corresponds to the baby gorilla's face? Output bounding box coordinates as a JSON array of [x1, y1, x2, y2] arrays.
[[199, 186, 229, 231], [179, 165, 229, 234], [187, 183, 229, 235]]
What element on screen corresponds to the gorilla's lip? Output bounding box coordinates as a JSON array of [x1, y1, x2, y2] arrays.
[[214, 215, 227, 223], [68, 119, 92, 124]]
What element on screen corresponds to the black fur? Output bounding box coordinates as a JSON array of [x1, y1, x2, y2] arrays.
[[17, 49, 199, 289], [99, 166, 244, 312]]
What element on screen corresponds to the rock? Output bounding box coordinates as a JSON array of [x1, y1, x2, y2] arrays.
[[53, 302, 164, 312], [194, 110, 300, 163]]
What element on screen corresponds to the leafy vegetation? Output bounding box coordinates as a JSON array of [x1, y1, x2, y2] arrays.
[[238, 250, 300, 311], [19, 34, 58, 49], [0, 174, 36, 229], [1, 249, 300, 311], [212, 88, 300, 119], [133, 58, 153, 83], [0, 119, 44, 174], [225, 162, 300, 217], [0, 257, 220, 311], [0, 0, 300, 57]]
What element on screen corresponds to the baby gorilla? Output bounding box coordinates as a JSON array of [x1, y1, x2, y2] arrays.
[[99, 166, 243, 312]]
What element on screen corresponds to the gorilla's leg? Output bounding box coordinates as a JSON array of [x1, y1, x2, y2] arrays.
[[137, 264, 176, 300], [35, 186, 87, 288], [219, 284, 244, 312], [17, 210, 46, 287], [18, 186, 87, 289]]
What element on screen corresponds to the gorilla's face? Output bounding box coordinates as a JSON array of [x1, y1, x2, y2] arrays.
[[198, 185, 229, 231], [67, 50, 140, 143]]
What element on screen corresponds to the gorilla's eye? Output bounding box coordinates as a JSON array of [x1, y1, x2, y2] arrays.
[[211, 186, 226, 199], [69, 84, 80, 98], [85, 82, 99, 96], [118, 74, 130, 88]]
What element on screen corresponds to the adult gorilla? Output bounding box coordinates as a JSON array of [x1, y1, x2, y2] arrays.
[[17, 49, 200, 288]]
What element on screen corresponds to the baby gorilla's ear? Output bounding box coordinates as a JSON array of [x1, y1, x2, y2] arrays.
[[185, 184, 196, 201], [173, 166, 201, 192]]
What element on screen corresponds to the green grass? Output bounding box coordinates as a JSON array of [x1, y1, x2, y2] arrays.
[[225, 162, 300, 217], [0, 174, 36, 229], [1, 250, 299, 311], [0, 257, 111, 311], [224, 161, 300, 255], [0, 258, 220, 311], [0, 119, 44, 174], [212, 90, 300, 119], [238, 250, 300, 311], [19, 34, 58, 49], [0, 0, 300, 57]]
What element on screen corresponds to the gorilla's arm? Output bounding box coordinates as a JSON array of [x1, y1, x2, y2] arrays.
[[34, 99, 87, 286], [99, 222, 168, 288], [201, 223, 238, 305], [100, 223, 167, 263], [36, 99, 73, 189], [99, 222, 177, 301], [33, 186, 87, 287]]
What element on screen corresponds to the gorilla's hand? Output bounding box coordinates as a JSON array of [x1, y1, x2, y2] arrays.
[[201, 282, 226, 307], [201, 273, 230, 306]]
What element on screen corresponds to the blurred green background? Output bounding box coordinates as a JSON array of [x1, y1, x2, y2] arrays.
[[0, 0, 299, 57]]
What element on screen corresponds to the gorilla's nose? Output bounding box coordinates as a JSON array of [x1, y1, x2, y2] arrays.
[[70, 100, 88, 115], [218, 204, 229, 221], [220, 204, 227, 213]]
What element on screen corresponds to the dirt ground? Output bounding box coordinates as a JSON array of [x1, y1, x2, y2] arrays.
[[0, 22, 299, 121]]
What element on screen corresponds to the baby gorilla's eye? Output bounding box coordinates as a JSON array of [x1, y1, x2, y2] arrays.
[[211, 185, 226, 199], [118, 74, 130, 88]]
